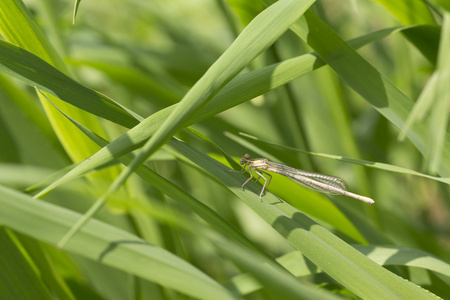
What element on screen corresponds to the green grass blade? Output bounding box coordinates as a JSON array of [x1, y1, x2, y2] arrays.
[[401, 25, 441, 65], [167, 138, 440, 300], [0, 24, 425, 131], [357, 245, 450, 280], [0, 0, 125, 165], [372, 0, 435, 24], [39, 91, 265, 257], [397, 14, 450, 173], [3, 2, 448, 298], [15, 234, 76, 300], [0, 227, 54, 300], [72, 0, 81, 25], [223, 132, 368, 242], [229, 245, 450, 295], [398, 72, 439, 140], [1, 183, 343, 300], [238, 132, 450, 185], [0, 185, 237, 300], [293, 10, 450, 177], [0, 0, 64, 70], [109, 0, 316, 190], [0, 75, 68, 167], [0, 40, 140, 128], [426, 13, 450, 173], [114, 196, 342, 300], [33, 25, 415, 197]]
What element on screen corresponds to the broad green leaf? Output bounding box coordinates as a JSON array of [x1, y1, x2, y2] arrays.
[[0, 0, 64, 69], [357, 245, 450, 281]]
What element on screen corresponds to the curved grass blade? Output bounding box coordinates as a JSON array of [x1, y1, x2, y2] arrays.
[[236, 132, 450, 185], [166, 137, 440, 300], [46, 0, 317, 246], [0, 186, 236, 300], [228, 245, 450, 296], [33, 25, 416, 198], [0, 40, 140, 128], [283, 8, 450, 177], [37, 90, 267, 257]]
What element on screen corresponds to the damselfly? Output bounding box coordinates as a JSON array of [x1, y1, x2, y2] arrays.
[[237, 154, 374, 204]]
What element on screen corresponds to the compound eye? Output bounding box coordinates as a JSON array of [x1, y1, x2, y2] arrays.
[[239, 154, 250, 165]]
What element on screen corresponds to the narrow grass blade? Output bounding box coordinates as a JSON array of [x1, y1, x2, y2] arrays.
[[0, 40, 140, 128], [398, 73, 438, 140], [109, 0, 316, 193], [228, 245, 450, 295], [0, 186, 236, 300], [113, 198, 342, 300], [46, 0, 318, 245], [237, 132, 450, 185], [167, 137, 440, 300], [0, 227, 54, 300], [287, 9, 450, 177], [0, 0, 137, 167], [426, 13, 450, 173], [33, 25, 416, 198], [38, 90, 265, 257]]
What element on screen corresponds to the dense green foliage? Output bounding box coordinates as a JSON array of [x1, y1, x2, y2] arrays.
[[0, 0, 449, 299]]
